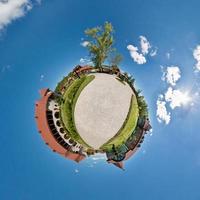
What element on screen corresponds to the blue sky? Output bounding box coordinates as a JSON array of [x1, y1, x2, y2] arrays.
[[0, 0, 200, 199]]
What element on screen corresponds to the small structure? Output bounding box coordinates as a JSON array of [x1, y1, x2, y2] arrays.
[[73, 65, 93, 76]]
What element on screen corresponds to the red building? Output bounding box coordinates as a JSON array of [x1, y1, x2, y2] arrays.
[[35, 88, 85, 162]]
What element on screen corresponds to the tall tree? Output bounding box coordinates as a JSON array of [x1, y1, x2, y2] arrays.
[[84, 22, 114, 69]]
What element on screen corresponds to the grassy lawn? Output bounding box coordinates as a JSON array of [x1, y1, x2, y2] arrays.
[[60, 75, 95, 148], [100, 94, 139, 151]]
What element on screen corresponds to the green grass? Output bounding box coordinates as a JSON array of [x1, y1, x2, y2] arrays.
[[60, 75, 95, 148], [100, 94, 139, 151]]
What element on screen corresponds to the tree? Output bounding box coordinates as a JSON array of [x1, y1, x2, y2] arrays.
[[109, 52, 123, 66], [128, 75, 135, 85], [136, 89, 142, 97], [84, 22, 114, 69], [137, 95, 148, 117]]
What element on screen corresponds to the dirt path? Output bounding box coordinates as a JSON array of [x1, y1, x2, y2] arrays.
[[74, 73, 134, 149]]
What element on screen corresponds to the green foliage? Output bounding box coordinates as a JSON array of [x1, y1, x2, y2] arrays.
[[112, 65, 119, 70], [60, 75, 95, 148], [127, 75, 135, 85], [84, 22, 115, 68], [117, 72, 135, 86], [137, 95, 149, 117], [55, 72, 75, 93], [100, 95, 139, 151], [135, 89, 142, 97], [123, 72, 128, 77]]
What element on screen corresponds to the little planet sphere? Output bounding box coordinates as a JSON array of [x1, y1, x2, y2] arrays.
[[35, 65, 151, 169]]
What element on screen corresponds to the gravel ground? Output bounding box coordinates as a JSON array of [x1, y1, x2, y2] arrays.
[[74, 73, 134, 149]]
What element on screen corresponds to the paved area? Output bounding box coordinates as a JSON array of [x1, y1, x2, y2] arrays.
[[74, 73, 134, 149]]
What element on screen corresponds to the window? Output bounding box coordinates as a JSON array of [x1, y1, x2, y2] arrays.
[[56, 120, 61, 127], [54, 112, 59, 119], [60, 128, 64, 134]]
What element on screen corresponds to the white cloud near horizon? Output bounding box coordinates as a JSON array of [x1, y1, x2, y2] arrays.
[[193, 45, 200, 71], [162, 66, 181, 86], [156, 95, 171, 124], [0, 0, 32, 31], [81, 40, 89, 47], [79, 57, 92, 65], [80, 58, 88, 63], [127, 44, 146, 64], [90, 154, 106, 161]]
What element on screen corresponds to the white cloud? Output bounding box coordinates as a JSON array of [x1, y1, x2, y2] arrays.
[[0, 0, 32, 31], [156, 95, 171, 124], [81, 40, 89, 47], [127, 44, 146, 64], [80, 58, 87, 63], [157, 65, 193, 125], [193, 45, 200, 71], [90, 154, 106, 161], [165, 87, 191, 109], [163, 66, 181, 86], [79, 57, 92, 65], [139, 36, 151, 55], [127, 36, 157, 64]]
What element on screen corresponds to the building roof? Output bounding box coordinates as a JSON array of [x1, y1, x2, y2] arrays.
[[75, 65, 93, 73], [113, 162, 124, 170], [35, 88, 85, 163], [124, 148, 138, 160], [107, 160, 124, 170]]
